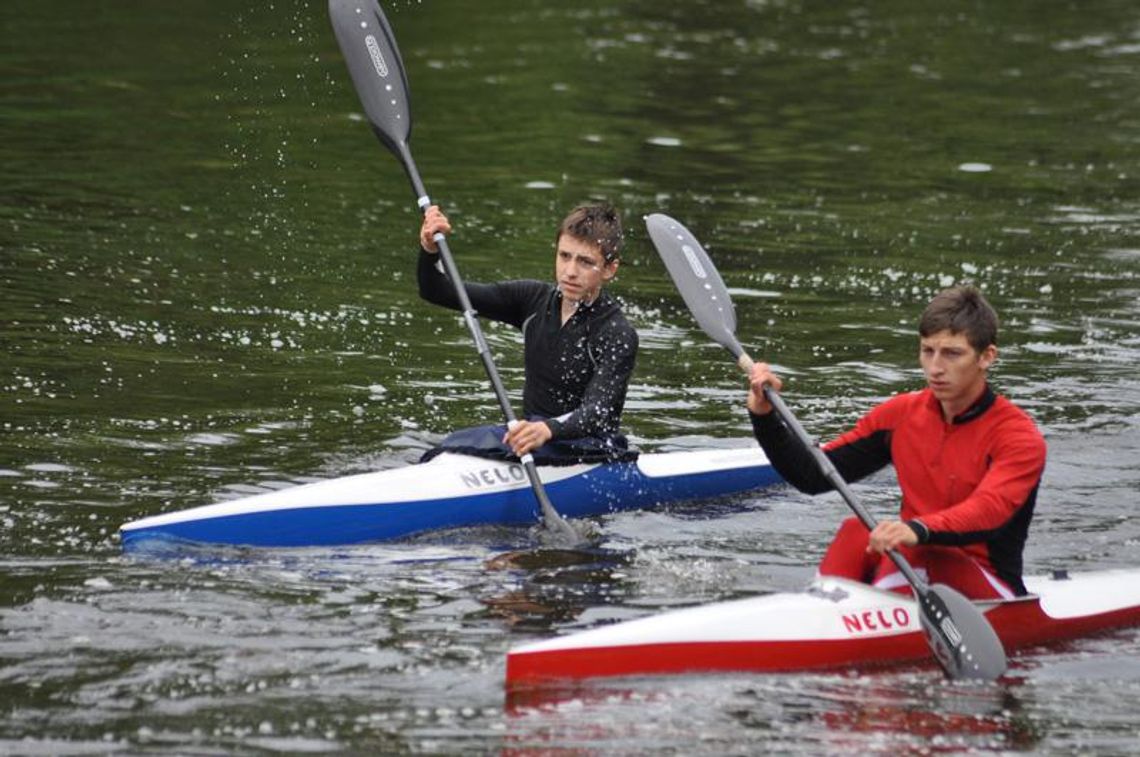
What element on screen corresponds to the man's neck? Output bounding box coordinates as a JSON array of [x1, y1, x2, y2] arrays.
[[939, 382, 987, 423], [560, 289, 600, 322]]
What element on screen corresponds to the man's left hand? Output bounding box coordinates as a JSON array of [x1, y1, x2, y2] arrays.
[[867, 519, 919, 554], [503, 420, 553, 457]]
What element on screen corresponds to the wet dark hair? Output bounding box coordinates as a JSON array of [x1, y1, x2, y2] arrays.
[[556, 203, 624, 262], [919, 285, 999, 352]]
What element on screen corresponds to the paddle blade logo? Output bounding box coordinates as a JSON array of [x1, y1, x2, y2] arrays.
[[681, 244, 707, 279], [365, 34, 389, 78], [940, 616, 963, 647]]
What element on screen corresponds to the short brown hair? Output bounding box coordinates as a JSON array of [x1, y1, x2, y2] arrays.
[[919, 285, 999, 352], [556, 203, 624, 262]]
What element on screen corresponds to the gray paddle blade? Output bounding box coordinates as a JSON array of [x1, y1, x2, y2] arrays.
[[645, 213, 739, 356], [328, 0, 412, 154], [918, 583, 1007, 680]]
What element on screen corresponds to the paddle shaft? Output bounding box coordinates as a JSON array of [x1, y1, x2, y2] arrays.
[[646, 213, 1005, 678], [739, 329, 1009, 677], [401, 158, 513, 422], [660, 231, 930, 583], [761, 384, 923, 585], [744, 349, 1005, 678], [731, 352, 918, 582], [744, 344, 999, 676], [328, 0, 579, 543], [404, 156, 578, 542]]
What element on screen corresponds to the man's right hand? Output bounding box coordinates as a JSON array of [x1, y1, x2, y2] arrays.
[[419, 205, 452, 253], [747, 362, 783, 415]]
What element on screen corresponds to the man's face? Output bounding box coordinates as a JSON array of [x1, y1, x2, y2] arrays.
[[919, 329, 996, 409], [555, 234, 617, 304]]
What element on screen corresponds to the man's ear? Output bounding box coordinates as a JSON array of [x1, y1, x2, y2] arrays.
[[979, 344, 998, 370], [602, 260, 619, 281]]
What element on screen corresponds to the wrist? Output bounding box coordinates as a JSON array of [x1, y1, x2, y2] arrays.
[[747, 404, 774, 418], [904, 519, 929, 544]]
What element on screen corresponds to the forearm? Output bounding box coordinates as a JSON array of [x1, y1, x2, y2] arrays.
[[547, 341, 635, 440], [416, 250, 541, 326], [417, 248, 462, 310], [750, 411, 834, 493], [545, 401, 619, 441], [749, 411, 890, 494]]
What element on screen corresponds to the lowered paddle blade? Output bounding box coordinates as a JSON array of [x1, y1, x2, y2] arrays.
[[645, 213, 742, 361], [918, 583, 1007, 680]]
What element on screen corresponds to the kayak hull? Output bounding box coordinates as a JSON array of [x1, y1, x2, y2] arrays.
[[120, 446, 780, 551], [505, 569, 1140, 687]]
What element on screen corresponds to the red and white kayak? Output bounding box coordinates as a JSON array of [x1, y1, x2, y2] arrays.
[[505, 568, 1140, 687]]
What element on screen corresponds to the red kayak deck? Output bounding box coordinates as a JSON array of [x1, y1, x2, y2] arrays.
[[506, 569, 1140, 687]]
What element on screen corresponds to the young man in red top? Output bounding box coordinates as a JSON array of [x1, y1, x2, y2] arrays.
[[747, 286, 1046, 599]]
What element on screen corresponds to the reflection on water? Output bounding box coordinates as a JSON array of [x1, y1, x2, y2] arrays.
[[3, 0, 1140, 751], [504, 673, 1035, 754]]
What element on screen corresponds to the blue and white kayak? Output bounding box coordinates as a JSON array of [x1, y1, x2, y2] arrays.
[[119, 446, 780, 551]]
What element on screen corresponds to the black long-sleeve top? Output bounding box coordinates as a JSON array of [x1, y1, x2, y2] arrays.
[[417, 249, 638, 441]]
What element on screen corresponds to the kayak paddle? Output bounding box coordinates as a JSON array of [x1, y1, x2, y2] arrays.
[[645, 212, 1008, 681], [328, 0, 584, 546]]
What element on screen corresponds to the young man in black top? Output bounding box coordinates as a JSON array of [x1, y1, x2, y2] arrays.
[[417, 202, 638, 463]]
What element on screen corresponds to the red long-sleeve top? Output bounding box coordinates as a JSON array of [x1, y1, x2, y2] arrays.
[[751, 385, 1046, 594]]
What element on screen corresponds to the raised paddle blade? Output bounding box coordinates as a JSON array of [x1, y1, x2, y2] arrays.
[[918, 583, 1007, 680], [645, 213, 742, 360], [328, 0, 412, 157], [327, 0, 586, 548]]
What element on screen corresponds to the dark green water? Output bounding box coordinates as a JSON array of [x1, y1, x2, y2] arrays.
[[3, 0, 1139, 752]]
